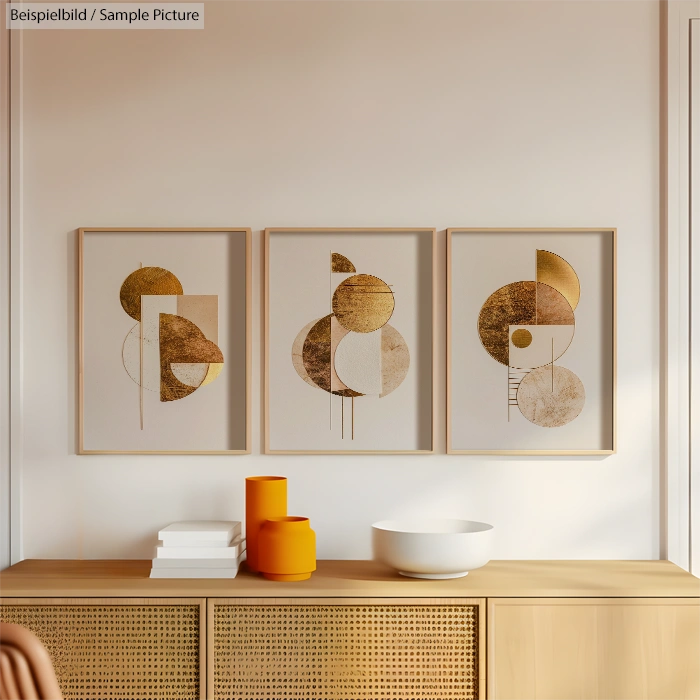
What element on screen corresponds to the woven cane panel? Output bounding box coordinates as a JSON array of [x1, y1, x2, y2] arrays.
[[213, 603, 478, 700], [0, 605, 200, 700]]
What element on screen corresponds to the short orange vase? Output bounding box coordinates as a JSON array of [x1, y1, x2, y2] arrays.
[[245, 476, 287, 573], [258, 517, 316, 582]]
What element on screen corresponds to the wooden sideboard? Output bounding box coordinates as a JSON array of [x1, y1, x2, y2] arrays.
[[1, 559, 698, 700]]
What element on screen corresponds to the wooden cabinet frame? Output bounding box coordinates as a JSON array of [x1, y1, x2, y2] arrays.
[[1, 561, 697, 700]]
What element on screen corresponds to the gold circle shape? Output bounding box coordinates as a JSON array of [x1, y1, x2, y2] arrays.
[[511, 328, 533, 348], [332, 274, 394, 333], [119, 267, 183, 321], [478, 281, 574, 366]]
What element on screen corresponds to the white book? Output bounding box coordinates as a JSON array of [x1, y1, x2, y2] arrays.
[[161, 540, 232, 548], [158, 520, 241, 546], [152, 541, 246, 568], [150, 552, 245, 578], [154, 535, 245, 559], [149, 568, 241, 579]]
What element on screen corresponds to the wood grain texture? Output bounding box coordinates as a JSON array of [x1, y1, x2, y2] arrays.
[[1, 560, 698, 599], [488, 598, 700, 699]]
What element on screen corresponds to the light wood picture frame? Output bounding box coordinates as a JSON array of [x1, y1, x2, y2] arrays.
[[447, 227, 616, 455], [78, 227, 252, 454], [265, 228, 436, 454]]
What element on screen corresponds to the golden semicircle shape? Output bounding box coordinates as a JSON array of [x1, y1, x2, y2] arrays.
[[536, 250, 580, 311], [159, 313, 224, 402], [331, 253, 356, 273]]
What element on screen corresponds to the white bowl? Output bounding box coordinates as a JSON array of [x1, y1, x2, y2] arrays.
[[372, 518, 494, 579]]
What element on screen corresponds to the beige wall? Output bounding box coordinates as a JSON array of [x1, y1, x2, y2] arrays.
[[1, 1, 11, 571], [17, 0, 660, 559]]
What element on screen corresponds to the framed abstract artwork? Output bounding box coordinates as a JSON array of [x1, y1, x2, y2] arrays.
[[447, 228, 616, 455], [265, 228, 436, 454], [79, 227, 251, 454]]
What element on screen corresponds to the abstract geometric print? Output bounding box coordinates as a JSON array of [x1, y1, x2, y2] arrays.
[[477, 250, 584, 427], [120, 266, 224, 428], [291, 253, 410, 439]]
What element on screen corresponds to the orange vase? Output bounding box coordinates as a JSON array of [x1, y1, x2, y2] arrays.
[[258, 517, 316, 582], [245, 476, 287, 573]]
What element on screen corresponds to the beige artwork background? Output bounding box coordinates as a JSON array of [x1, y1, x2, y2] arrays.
[[266, 230, 434, 453], [81, 229, 248, 453], [449, 229, 615, 454]]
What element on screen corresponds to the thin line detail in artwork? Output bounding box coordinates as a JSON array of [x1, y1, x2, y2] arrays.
[[551, 337, 554, 392], [329, 250, 332, 430], [139, 262, 144, 431]]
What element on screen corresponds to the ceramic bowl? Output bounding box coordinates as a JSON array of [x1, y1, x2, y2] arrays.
[[372, 518, 494, 579]]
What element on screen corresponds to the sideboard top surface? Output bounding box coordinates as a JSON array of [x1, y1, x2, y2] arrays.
[[1, 559, 698, 598]]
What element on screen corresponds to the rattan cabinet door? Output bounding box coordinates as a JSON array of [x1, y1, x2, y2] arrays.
[[1, 598, 205, 700], [209, 597, 485, 700]]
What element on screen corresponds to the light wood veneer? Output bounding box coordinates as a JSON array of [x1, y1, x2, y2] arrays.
[[2, 559, 698, 598], [1, 560, 698, 700], [488, 598, 700, 699]]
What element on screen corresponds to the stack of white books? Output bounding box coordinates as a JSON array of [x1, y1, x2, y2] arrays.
[[149, 521, 246, 579]]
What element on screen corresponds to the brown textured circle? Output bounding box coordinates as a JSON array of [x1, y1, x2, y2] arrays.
[[159, 314, 224, 402], [478, 281, 574, 366], [332, 274, 394, 333], [119, 267, 183, 321], [292, 318, 322, 389], [511, 328, 533, 349], [301, 314, 362, 397], [517, 365, 585, 428]]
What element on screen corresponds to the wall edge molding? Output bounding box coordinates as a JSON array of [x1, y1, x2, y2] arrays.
[[9, 18, 22, 566], [664, 0, 700, 572]]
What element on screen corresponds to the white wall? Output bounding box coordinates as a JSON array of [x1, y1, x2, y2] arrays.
[[16, 0, 661, 560]]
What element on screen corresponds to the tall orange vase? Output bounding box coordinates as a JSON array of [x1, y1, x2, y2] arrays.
[[245, 476, 287, 572]]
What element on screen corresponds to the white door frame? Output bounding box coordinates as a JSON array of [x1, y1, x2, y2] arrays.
[[666, 0, 700, 574], [0, 4, 22, 569], [0, 1, 11, 571], [690, 15, 700, 575]]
